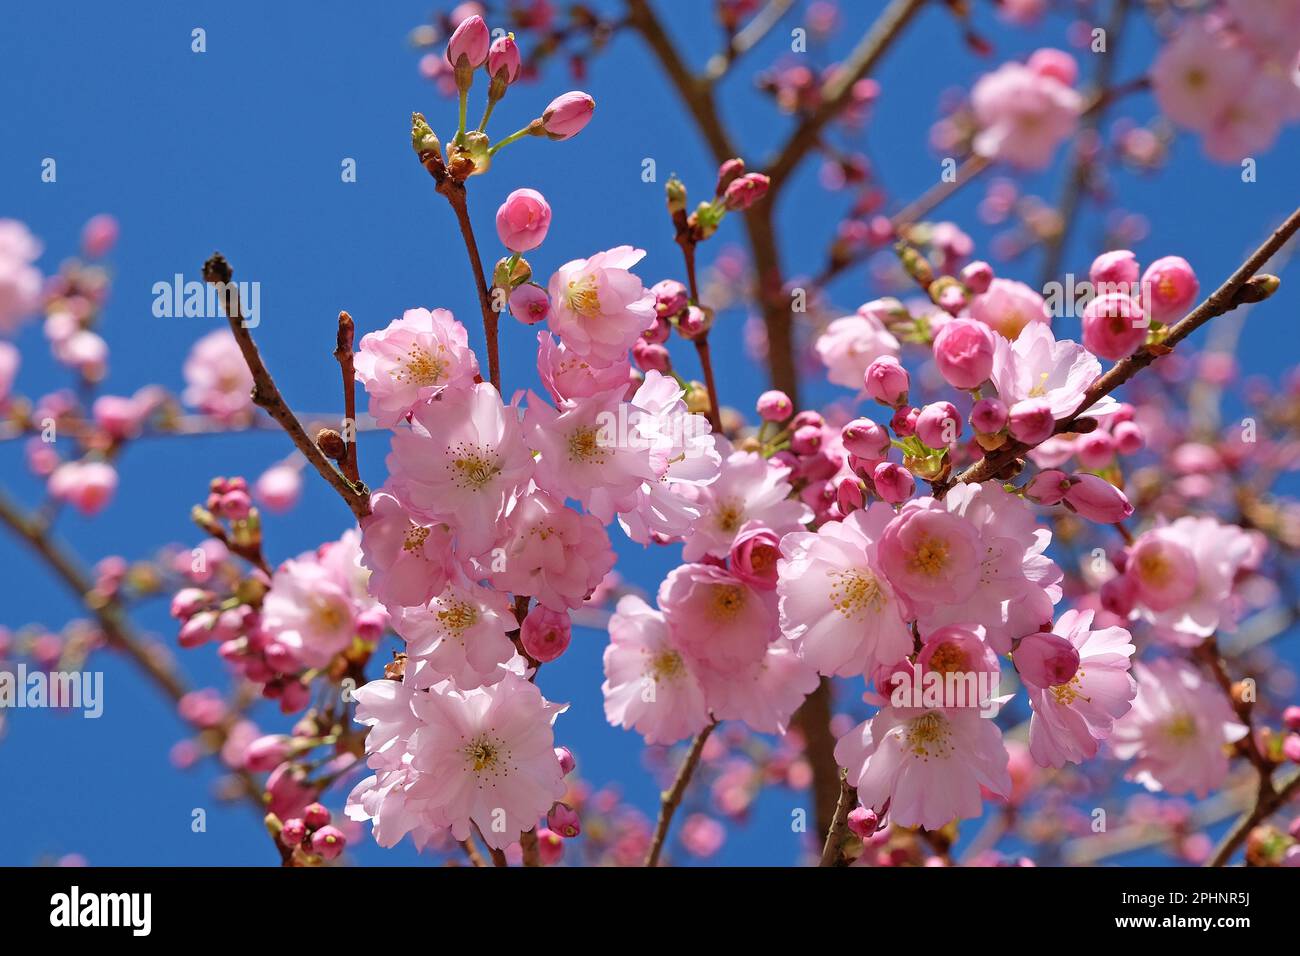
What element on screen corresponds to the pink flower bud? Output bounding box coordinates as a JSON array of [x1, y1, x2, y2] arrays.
[[970, 397, 1008, 435], [554, 746, 576, 775], [547, 802, 581, 838], [254, 463, 302, 513], [445, 14, 490, 68], [49, 460, 118, 515], [92, 395, 146, 439], [178, 612, 215, 649], [790, 424, 822, 456], [677, 305, 711, 339], [937, 283, 968, 316], [632, 339, 671, 373], [244, 734, 291, 772], [1074, 431, 1114, 468], [932, 318, 996, 389], [303, 802, 331, 830], [280, 818, 306, 848], [1141, 255, 1198, 322], [220, 488, 252, 520], [1284, 707, 1300, 732], [279, 680, 310, 714], [310, 825, 347, 860], [891, 406, 919, 438], [1112, 420, 1144, 455], [730, 524, 782, 590], [170, 587, 212, 620], [841, 419, 890, 460], [872, 461, 914, 504], [1012, 630, 1081, 688], [536, 827, 564, 865], [847, 806, 878, 839], [723, 172, 770, 211], [1082, 292, 1145, 361], [541, 91, 595, 140], [960, 260, 993, 294], [650, 279, 688, 318], [264, 641, 296, 674], [1008, 399, 1055, 445], [792, 410, 825, 431], [1064, 473, 1133, 523], [1027, 48, 1078, 86], [508, 282, 550, 325], [756, 389, 793, 422], [356, 607, 388, 642], [521, 605, 571, 663], [1100, 573, 1137, 617], [81, 214, 120, 259], [863, 355, 910, 407], [835, 476, 866, 515], [487, 33, 521, 82], [715, 157, 746, 196], [495, 188, 551, 253], [915, 401, 962, 449], [1283, 734, 1300, 764], [643, 315, 672, 345], [1089, 249, 1139, 289], [1024, 468, 1070, 505]]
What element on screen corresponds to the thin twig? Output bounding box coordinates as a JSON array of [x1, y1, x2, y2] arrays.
[[1208, 772, 1300, 867], [705, 0, 797, 81], [333, 310, 361, 486], [645, 720, 717, 867], [818, 773, 855, 867], [520, 827, 540, 867], [459, 839, 488, 867], [941, 205, 1300, 493], [202, 253, 371, 520], [438, 182, 501, 391]]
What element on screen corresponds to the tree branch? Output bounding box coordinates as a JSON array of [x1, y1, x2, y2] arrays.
[[202, 253, 371, 520], [333, 310, 361, 486], [645, 720, 717, 866], [941, 205, 1300, 493], [818, 772, 855, 866]]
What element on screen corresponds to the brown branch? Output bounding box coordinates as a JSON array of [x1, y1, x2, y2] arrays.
[[941, 205, 1300, 493], [705, 0, 797, 81], [202, 253, 371, 521], [333, 310, 361, 486], [645, 720, 717, 867], [0, 487, 264, 810], [818, 772, 855, 866], [1208, 771, 1300, 867], [459, 839, 487, 867], [438, 182, 501, 391], [765, 0, 928, 196], [519, 827, 540, 867]]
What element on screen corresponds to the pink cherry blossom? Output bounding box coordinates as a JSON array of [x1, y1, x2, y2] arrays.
[[359, 490, 456, 610], [182, 329, 256, 424], [932, 318, 996, 389], [968, 278, 1050, 340], [546, 246, 656, 365], [1112, 658, 1248, 797], [990, 321, 1106, 418], [490, 489, 616, 611], [682, 441, 810, 560], [814, 308, 901, 390], [971, 52, 1082, 169], [603, 594, 709, 744], [778, 503, 913, 677], [836, 703, 1012, 831], [387, 382, 534, 555], [354, 307, 479, 427], [660, 563, 776, 672], [1082, 292, 1146, 361], [1016, 609, 1137, 768], [395, 574, 516, 688], [495, 188, 552, 253]]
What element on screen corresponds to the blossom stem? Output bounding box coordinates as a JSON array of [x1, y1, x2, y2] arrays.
[[644, 720, 718, 867], [456, 89, 468, 142], [476, 97, 497, 133], [333, 310, 361, 486], [1208, 771, 1300, 867], [487, 125, 531, 157], [520, 828, 540, 867], [201, 253, 372, 520], [942, 204, 1300, 494], [437, 182, 501, 390], [818, 773, 856, 866]]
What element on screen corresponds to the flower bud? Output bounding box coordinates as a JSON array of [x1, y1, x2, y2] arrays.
[[1008, 399, 1055, 445], [916, 401, 962, 449], [280, 818, 306, 848], [1064, 473, 1133, 523], [521, 606, 572, 663], [863, 355, 909, 407], [540, 91, 595, 140], [244, 735, 291, 773], [554, 746, 576, 776], [841, 419, 890, 460], [1112, 420, 1144, 455], [1013, 630, 1081, 688], [1074, 432, 1114, 469], [890, 406, 919, 439], [756, 389, 793, 422], [536, 827, 564, 865], [847, 806, 878, 840], [959, 260, 993, 294], [310, 825, 347, 860], [872, 461, 914, 504], [715, 157, 746, 196], [445, 14, 490, 69], [487, 33, 521, 83], [730, 524, 782, 590], [495, 188, 551, 252], [650, 279, 688, 318], [1082, 292, 1145, 361], [932, 318, 996, 389], [1089, 249, 1139, 289], [547, 802, 581, 838], [1141, 255, 1198, 322], [723, 172, 770, 211], [1024, 468, 1070, 505], [303, 802, 331, 831], [790, 424, 822, 456], [508, 283, 550, 325], [970, 397, 1008, 435]]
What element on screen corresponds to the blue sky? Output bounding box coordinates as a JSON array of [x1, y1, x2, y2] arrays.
[[1, 1, 1297, 866]]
